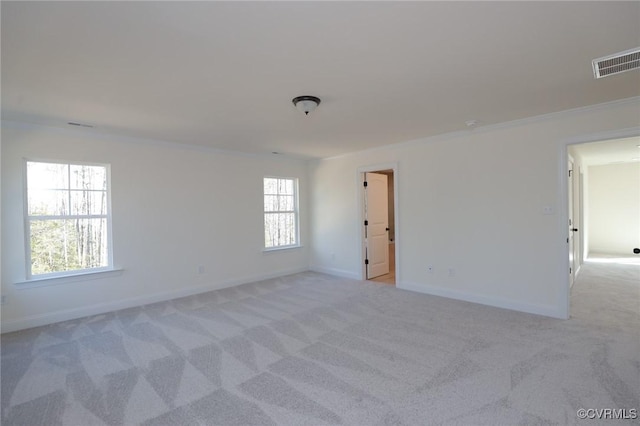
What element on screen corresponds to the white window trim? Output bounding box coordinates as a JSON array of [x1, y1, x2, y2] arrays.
[[263, 176, 301, 250], [262, 244, 304, 253], [22, 158, 115, 282], [15, 268, 124, 289]]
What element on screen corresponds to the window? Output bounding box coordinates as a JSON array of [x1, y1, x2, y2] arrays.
[[25, 160, 112, 278], [264, 177, 299, 249]]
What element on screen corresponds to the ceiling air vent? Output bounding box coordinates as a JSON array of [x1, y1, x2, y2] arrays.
[[592, 47, 640, 79]]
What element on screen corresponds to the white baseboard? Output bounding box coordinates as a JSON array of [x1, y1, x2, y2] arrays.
[[398, 280, 565, 319], [308, 265, 361, 280], [1, 267, 309, 333]]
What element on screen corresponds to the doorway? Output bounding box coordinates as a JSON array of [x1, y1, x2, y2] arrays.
[[360, 167, 397, 285], [565, 133, 640, 317], [568, 136, 640, 262]]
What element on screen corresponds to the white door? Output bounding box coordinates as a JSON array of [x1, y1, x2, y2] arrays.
[[568, 159, 576, 285], [365, 172, 389, 279]]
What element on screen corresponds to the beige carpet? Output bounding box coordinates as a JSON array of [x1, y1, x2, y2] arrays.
[[1, 259, 638, 425]]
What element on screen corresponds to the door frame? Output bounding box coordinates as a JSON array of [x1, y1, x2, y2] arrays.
[[560, 126, 640, 319], [567, 154, 577, 287], [357, 162, 399, 283], [363, 171, 390, 279]]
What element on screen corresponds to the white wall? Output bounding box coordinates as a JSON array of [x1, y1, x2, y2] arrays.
[[2, 99, 639, 331], [1, 121, 309, 332], [309, 99, 640, 319], [587, 162, 640, 255]]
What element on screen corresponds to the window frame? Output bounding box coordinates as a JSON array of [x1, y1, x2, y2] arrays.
[[22, 158, 114, 281], [263, 176, 300, 251]]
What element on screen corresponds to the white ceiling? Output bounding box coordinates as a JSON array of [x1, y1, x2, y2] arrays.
[[2, 1, 639, 159], [573, 136, 640, 166]]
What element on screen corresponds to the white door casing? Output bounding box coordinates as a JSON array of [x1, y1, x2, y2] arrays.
[[568, 158, 576, 286], [573, 166, 582, 277], [365, 172, 389, 279]]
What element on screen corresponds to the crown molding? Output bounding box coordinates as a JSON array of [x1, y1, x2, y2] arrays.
[[321, 96, 640, 161]]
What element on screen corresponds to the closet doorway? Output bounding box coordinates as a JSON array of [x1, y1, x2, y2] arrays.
[[361, 167, 397, 285]]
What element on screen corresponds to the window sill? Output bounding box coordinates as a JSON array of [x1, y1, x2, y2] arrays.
[[15, 268, 124, 289], [263, 245, 303, 253]]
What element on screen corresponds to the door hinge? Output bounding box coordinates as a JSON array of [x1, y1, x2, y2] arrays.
[[364, 220, 368, 226], [569, 169, 573, 177], [363, 181, 368, 187], [365, 259, 369, 265]]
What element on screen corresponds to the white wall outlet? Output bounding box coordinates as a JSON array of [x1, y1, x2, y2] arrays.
[[197, 265, 205, 274], [542, 205, 554, 215]]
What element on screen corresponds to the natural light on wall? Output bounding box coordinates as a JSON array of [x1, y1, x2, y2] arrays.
[[25, 160, 112, 277], [264, 177, 299, 249]]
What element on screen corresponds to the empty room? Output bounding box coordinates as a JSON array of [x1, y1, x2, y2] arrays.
[[1, 2, 639, 425]]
